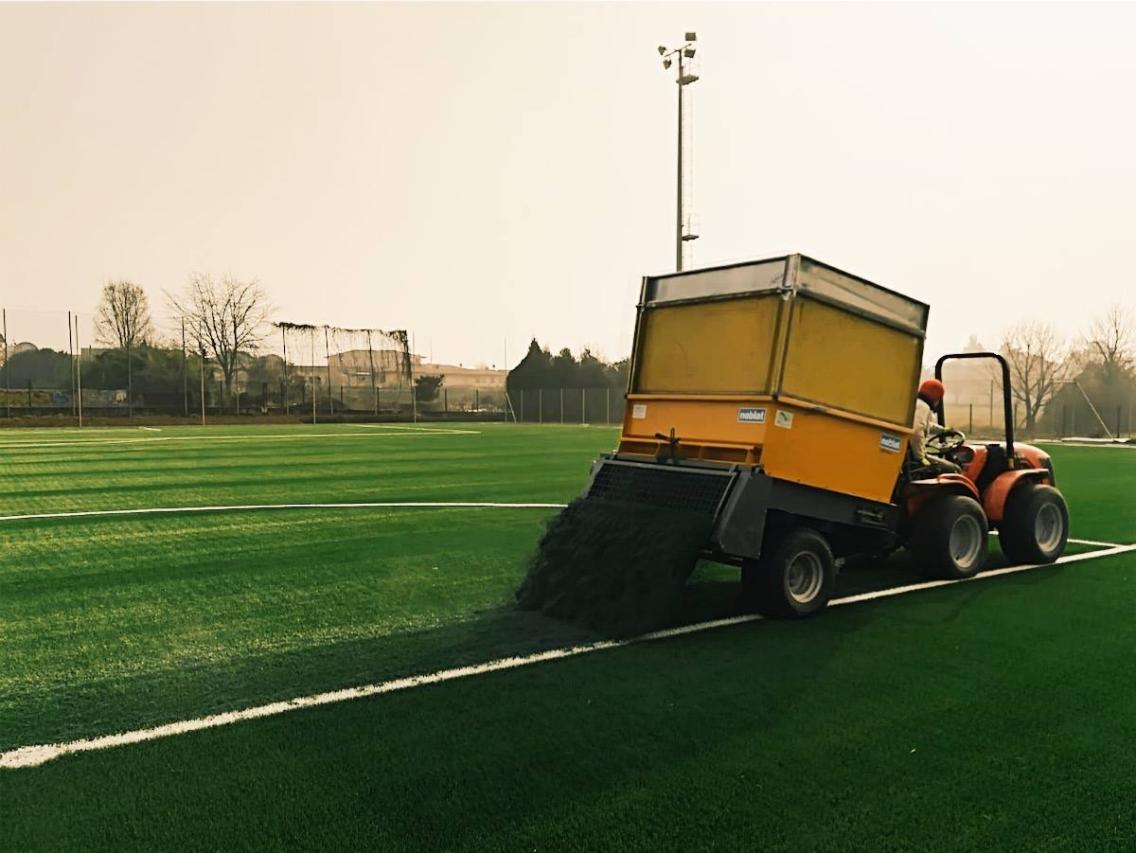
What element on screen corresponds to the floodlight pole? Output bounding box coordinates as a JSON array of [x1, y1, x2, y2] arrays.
[[660, 34, 699, 271], [676, 53, 684, 271]]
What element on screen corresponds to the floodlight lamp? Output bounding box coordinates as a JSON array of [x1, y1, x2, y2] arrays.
[[663, 58, 672, 69], [683, 47, 696, 58], [685, 31, 697, 42], [657, 45, 667, 55]]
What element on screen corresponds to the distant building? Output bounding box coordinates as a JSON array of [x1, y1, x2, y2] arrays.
[[285, 349, 506, 392], [0, 341, 39, 368]]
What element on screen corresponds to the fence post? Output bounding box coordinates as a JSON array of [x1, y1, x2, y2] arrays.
[[1118, 406, 1123, 440], [606, 387, 610, 424], [3, 308, 9, 418], [475, 388, 479, 413], [182, 320, 189, 416], [539, 388, 543, 423], [443, 388, 448, 414], [198, 328, 205, 426], [75, 315, 84, 427], [68, 310, 75, 418], [968, 403, 973, 435], [560, 387, 564, 424], [520, 389, 525, 423], [582, 388, 586, 425]]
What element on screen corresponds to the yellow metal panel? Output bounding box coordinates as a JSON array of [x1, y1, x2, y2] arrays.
[[635, 296, 781, 394], [780, 299, 922, 427], [760, 403, 909, 503], [621, 397, 773, 449]]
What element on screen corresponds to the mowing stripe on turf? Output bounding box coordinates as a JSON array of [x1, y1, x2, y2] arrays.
[[3, 541, 1133, 771], [0, 502, 569, 523]]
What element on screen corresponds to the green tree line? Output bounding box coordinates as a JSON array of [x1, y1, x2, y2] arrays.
[[507, 339, 628, 391]]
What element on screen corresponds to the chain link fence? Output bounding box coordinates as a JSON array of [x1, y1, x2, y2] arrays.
[[0, 307, 627, 425]]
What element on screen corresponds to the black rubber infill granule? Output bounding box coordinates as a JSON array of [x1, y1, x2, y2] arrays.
[[515, 497, 711, 637]]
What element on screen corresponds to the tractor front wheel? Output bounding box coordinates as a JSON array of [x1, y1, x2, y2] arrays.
[[998, 484, 1069, 565], [742, 527, 835, 618], [911, 495, 988, 580]]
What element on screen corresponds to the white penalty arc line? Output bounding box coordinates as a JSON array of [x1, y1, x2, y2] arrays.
[[3, 541, 1134, 771], [0, 502, 570, 523]]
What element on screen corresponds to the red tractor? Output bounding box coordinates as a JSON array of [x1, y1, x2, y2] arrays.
[[901, 352, 1069, 580]]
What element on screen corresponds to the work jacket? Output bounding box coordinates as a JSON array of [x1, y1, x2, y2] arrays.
[[911, 398, 945, 462]]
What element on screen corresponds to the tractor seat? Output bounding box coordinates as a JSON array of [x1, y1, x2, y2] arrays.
[[974, 443, 1009, 493]]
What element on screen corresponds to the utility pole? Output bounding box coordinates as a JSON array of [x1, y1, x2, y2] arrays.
[[658, 33, 700, 270]]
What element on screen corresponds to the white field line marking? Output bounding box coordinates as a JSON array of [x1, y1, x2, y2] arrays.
[[3, 541, 1134, 771], [1036, 440, 1135, 450], [829, 544, 1136, 606], [0, 429, 479, 450], [137, 426, 162, 432], [987, 530, 1114, 549], [0, 497, 1115, 551], [0, 501, 569, 523], [352, 423, 481, 433]]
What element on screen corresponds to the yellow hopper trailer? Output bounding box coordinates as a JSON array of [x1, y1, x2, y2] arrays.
[[582, 254, 930, 616]]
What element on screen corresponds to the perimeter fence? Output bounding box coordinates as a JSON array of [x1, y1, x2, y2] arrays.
[[7, 305, 1128, 435], [0, 307, 625, 425]]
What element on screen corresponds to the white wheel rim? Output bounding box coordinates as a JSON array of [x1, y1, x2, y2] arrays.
[[786, 551, 824, 604], [1035, 503, 1063, 552], [949, 514, 984, 569]]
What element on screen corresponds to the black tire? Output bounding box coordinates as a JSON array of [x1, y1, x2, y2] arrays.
[[741, 528, 835, 619], [998, 483, 1069, 565], [910, 494, 988, 580]]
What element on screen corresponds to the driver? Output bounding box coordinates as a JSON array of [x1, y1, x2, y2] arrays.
[[912, 378, 961, 475]]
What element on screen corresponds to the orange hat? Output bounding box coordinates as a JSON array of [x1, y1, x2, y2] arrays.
[[919, 378, 945, 404]]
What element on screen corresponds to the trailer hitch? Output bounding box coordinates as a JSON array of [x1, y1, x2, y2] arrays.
[[654, 427, 681, 464]]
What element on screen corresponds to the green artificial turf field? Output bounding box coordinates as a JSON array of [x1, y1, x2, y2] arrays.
[[1, 424, 1134, 851]]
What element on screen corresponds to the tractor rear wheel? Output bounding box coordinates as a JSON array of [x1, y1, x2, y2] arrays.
[[911, 494, 988, 580], [998, 483, 1069, 565], [742, 527, 835, 618]]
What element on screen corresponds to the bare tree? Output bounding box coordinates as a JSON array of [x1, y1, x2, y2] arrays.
[[1083, 304, 1136, 383], [95, 280, 153, 350], [168, 274, 270, 411], [999, 321, 1071, 432], [94, 281, 153, 416]]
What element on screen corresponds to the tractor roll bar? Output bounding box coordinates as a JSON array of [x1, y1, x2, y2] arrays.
[[934, 352, 1014, 459]]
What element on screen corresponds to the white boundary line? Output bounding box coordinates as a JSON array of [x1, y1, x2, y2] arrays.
[[1035, 440, 1135, 450], [3, 540, 1133, 771], [0, 502, 569, 523], [0, 499, 1116, 552], [0, 427, 480, 450]]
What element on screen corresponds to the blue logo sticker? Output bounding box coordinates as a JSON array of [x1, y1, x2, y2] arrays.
[[738, 407, 767, 424], [879, 433, 903, 453]]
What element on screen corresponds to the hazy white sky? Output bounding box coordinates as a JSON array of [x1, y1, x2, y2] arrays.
[[2, 2, 1135, 367]]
